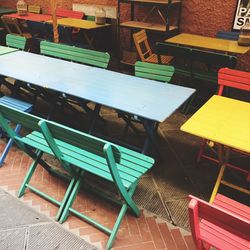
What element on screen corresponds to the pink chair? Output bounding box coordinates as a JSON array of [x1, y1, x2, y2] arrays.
[[188, 194, 250, 250]]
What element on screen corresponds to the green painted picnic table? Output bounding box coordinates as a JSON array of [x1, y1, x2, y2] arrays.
[[0, 45, 18, 55]]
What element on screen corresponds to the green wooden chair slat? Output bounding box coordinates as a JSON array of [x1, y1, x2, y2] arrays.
[[30, 131, 152, 173], [6, 34, 27, 50], [24, 133, 139, 187], [40, 41, 110, 68], [135, 61, 175, 82], [0, 103, 154, 249]]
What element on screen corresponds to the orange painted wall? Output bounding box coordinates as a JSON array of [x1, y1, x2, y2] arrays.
[[1, 0, 250, 70]]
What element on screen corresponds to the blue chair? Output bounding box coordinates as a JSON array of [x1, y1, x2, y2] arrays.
[[0, 96, 32, 166], [216, 31, 239, 41]]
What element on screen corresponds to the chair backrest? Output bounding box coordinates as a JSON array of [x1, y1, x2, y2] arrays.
[[48, 8, 84, 19], [40, 120, 121, 164], [216, 31, 239, 41], [6, 34, 27, 50], [156, 42, 192, 59], [133, 29, 152, 62], [86, 15, 95, 21], [1, 16, 23, 35], [135, 61, 175, 82], [0, 103, 41, 133], [28, 5, 41, 14], [40, 40, 110, 68], [218, 68, 250, 95], [188, 195, 250, 250], [191, 48, 237, 69]]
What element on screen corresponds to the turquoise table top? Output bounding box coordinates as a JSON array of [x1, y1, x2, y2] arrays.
[[0, 51, 195, 122], [0, 46, 18, 55]]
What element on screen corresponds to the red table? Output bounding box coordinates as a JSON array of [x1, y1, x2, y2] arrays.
[[4, 13, 53, 22]]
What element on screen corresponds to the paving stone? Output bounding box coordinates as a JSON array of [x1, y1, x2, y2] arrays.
[[0, 194, 50, 229], [27, 223, 97, 250], [0, 228, 26, 250]]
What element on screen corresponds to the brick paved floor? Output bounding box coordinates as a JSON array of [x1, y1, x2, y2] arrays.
[[0, 142, 196, 250]]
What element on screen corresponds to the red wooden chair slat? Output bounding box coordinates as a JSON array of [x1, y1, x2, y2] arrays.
[[213, 194, 250, 221], [218, 68, 250, 95], [188, 195, 250, 250]]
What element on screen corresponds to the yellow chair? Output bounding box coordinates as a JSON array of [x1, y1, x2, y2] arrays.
[[133, 29, 172, 64]]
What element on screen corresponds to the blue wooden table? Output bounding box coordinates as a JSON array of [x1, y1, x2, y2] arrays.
[[0, 51, 195, 153]]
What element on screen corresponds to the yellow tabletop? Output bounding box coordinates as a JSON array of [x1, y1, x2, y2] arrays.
[[166, 33, 250, 54], [47, 18, 110, 30], [181, 95, 250, 154]]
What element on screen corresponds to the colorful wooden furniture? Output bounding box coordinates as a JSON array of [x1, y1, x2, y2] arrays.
[[40, 40, 110, 117], [120, 61, 175, 138], [40, 40, 110, 68], [46, 18, 110, 49], [48, 8, 84, 19], [0, 103, 154, 249], [0, 45, 18, 55], [3, 13, 53, 22], [216, 31, 239, 41], [181, 95, 250, 202], [0, 97, 32, 166], [135, 61, 175, 82], [0, 50, 195, 153], [0, 8, 16, 15], [6, 33, 26, 50], [133, 29, 172, 64], [166, 33, 250, 54], [1, 16, 32, 38], [188, 194, 250, 250], [156, 42, 237, 84]]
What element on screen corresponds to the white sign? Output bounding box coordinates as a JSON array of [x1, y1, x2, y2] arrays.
[[233, 0, 250, 30]]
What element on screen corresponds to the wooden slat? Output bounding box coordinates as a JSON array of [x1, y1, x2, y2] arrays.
[[135, 61, 174, 82], [40, 41, 110, 68], [121, 21, 178, 32], [6, 34, 26, 50]]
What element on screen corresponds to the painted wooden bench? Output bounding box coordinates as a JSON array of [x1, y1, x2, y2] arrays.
[[189, 194, 250, 250], [0, 103, 154, 249], [40, 40, 110, 68], [6, 33, 27, 50], [156, 42, 237, 84]]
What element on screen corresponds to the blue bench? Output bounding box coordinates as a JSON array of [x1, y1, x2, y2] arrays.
[[0, 96, 32, 166]]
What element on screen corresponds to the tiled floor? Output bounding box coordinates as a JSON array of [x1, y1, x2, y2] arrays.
[[0, 143, 196, 249]]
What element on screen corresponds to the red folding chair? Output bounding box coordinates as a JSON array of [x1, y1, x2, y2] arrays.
[[188, 194, 250, 250], [197, 68, 250, 199]]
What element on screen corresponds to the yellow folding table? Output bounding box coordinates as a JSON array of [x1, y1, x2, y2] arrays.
[[47, 18, 110, 49], [166, 33, 250, 54], [181, 95, 250, 202]]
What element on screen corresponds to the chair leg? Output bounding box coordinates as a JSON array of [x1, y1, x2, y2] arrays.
[[55, 174, 78, 221], [59, 172, 83, 223], [106, 203, 128, 250], [18, 150, 43, 197], [0, 124, 21, 166]]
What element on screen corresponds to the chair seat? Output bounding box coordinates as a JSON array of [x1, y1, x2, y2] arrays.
[[0, 96, 32, 112], [20, 131, 154, 189], [145, 53, 173, 64], [200, 219, 250, 250]]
